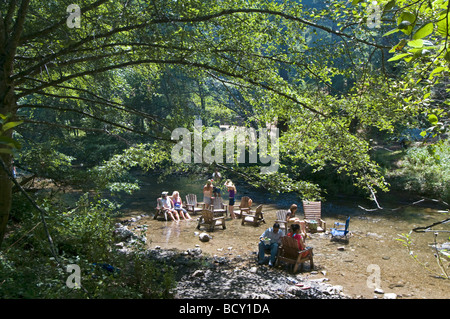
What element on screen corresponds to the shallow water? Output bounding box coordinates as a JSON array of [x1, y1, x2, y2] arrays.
[[119, 173, 450, 299]]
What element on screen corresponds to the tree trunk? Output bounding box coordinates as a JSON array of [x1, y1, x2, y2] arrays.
[[0, 80, 15, 249], [0, 0, 28, 248]]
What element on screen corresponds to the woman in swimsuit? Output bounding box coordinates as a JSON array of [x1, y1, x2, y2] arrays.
[[170, 191, 192, 220]]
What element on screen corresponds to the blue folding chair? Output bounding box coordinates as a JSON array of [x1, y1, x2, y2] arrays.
[[330, 217, 350, 240]]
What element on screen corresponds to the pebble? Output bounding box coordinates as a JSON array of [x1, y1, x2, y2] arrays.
[[384, 293, 397, 299]]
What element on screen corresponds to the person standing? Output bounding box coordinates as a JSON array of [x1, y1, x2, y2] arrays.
[[203, 180, 214, 209], [225, 179, 236, 219], [212, 168, 222, 197], [258, 223, 284, 266]]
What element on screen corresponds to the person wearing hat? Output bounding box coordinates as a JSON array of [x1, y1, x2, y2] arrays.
[[224, 179, 236, 219], [157, 191, 179, 221]]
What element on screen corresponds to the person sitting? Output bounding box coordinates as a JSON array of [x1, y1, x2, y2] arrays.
[[170, 191, 192, 220], [156, 191, 179, 222], [287, 223, 311, 257], [258, 223, 285, 267], [286, 204, 299, 222]]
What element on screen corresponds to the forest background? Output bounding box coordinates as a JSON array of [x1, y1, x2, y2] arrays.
[[0, 0, 449, 298]]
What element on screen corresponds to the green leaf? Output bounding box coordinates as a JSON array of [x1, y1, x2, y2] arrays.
[[383, 28, 400, 37], [0, 148, 13, 155], [407, 39, 423, 48], [383, 0, 396, 15], [444, 51, 450, 63], [352, 0, 364, 5], [412, 22, 434, 39], [430, 66, 445, 78], [437, 13, 450, 36], [1, 121, 23, 132], [397, 12, 416, 35], [428, 114, 438, 125], [0, 136, 21, 149], [387, 53, 410, 62]]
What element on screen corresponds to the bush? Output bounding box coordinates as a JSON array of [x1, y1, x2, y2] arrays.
[[1, 193, 175, 299], [394, 139, 450, 201]]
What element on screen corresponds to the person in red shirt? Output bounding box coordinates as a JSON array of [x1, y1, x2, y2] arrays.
[[287, 223, 310, 257]]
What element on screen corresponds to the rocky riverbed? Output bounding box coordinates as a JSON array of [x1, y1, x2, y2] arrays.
[[113, 218, 390, 300], [114, 204, 450, 300]]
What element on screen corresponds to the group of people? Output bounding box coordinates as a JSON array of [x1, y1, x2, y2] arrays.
[[156, 191, 193, 222], [202, 169, 237, 219], [156, 169, 238, 221], [257, 204, 310, 267], [156, 169, 310, 268]]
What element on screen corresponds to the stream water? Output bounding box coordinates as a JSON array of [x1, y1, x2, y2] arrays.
[[119, 172, 450, 299]]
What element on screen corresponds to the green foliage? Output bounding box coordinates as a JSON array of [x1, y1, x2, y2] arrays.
[[0, 113, 22, 155], [1, 193, 175, 299], [392, 139, 450, 201]]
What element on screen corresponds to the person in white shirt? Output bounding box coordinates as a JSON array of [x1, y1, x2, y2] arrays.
[[156, 191, 179, 221], [258, 223, 285, 266]]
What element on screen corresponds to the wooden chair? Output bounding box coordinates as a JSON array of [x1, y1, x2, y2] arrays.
[[241, 204, 265, 227], [196, 209, 226, 232], [302, 200, 326, 233], [276, 236, 314, 273], [210, 196, 228, 217], [275, 210, 290, 233], [234, 196, 252, 218], [185, 194, 204, 215]]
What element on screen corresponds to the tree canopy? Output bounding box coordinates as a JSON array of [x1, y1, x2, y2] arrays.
[[0, 0, 449, 248]]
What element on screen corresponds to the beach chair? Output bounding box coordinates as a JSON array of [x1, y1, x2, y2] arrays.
[[275, 210, 290, 233], [276, 236, 314, 273], [302, 200, 326, 233], [196, 209, 226, 232], [241, 205, 265, 227], [185, 194, 204, 215], [330, 217, 351, 241], [234, 196, 252, 218], [210, 196, 228, 217]]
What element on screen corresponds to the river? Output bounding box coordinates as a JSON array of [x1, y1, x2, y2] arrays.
[[118, 172, 450, 299]]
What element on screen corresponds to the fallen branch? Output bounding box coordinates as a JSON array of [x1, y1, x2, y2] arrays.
[[359, 197, 450, 212]]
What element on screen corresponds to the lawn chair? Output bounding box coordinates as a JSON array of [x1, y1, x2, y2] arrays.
[[275, 210, 290, 233], [185, 194, 204, 215], [276, 236, 314, 273], [234, 196, 252, 218], [196, 209, 226, 232], [302, 200, 326, 233], [241, 204, 265, 227], [210, 196, 228, 217], [330, 217, 351, 241]]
